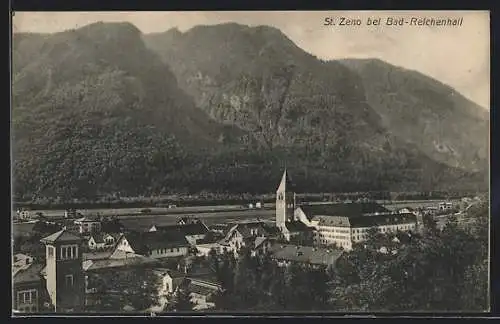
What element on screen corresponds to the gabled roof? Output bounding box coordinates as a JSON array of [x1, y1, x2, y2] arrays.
[[121, 230, 190, 254], [187, 282, 220, 296], [40, 229, 82, 244], [89, 233, 106, 243], [276, 169, 296, 193], [83, 255, 158, 271], [196, 231, 224, 245], [350, 213, 417, 228], [75, 216, 100, 222], [155, 222, 209, 236], [253, 237, 269, 249], [186, 263, 220, 285], [13, 262, 45, 285], [269, 244, 343, 266], [83, 251, 113, 261], [314, 213, 417, 228], [300, 202, 391, 221], [285, 221, 312, 233]]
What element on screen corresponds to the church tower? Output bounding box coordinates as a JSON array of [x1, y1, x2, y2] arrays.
[[276, 169, 296, 229], [40, 230, 85, 313]]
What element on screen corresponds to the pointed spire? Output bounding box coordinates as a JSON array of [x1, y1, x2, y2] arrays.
[[277, 168, 295, 193]]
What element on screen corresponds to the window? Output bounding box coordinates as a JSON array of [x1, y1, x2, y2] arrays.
[[17, 289, 37, 305], [176, 248, 179, 252], [61, 245, 78, 260], [65, 274, 74, 287], [47, 246, 54, 257]]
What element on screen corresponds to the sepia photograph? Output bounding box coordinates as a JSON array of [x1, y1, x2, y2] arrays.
[[11, 10, 490, 315]]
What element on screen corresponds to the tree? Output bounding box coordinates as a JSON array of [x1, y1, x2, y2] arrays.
[[87, 267, 162, 312], [164, 280, 194, 312]]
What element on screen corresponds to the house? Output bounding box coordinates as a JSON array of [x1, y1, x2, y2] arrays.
[[13, 253, 35, 276], [113, 230, 190, 259], [74, 216, 102, 234], [177, 217, 199, 225], [150, 222, 210, 245], [209, 224, 231, 235], [151, 268, 186, 311], [87, 233, 117, 250], [438, 202, 454, 211], [250, 236, 274, 257], [195, 232, 226, 256], [184, 264, 222, 310], [13, 261, 46, 313], [64, 209, 78, 219], [268, 244, 343, 269], [16, 209, 32, 221], [217, 220, 283, 255]]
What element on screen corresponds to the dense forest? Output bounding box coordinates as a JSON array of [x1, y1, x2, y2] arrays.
[[11, 22, 488, 202]]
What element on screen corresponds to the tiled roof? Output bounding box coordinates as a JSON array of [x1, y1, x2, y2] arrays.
[[82, 255, 158, 271], [122, 230, 190, 254], [40, 229, 83, 244], [316, 213, 417, 228], [90, 233, 106, 243], [187, 264, 219, 284], [285, 221, 312, 232], [260, 224, 282, 236], [188, 282, 220, 296], [196, 231, 224, 244], [83, 251, 113, 261], [13, 262, 44, 285], [300, 202, 391, 220], [269, 244, 343, 266], [13, 254, 34, 276], [253, 237, 268, 249], [315, 216, 351, 227], [155, 222, 209, 236]]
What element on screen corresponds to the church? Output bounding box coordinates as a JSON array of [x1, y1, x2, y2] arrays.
[[275, 170, 418, 251]]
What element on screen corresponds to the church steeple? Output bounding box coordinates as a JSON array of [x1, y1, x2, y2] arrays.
[[277, 168, 297, 193], [276, 169, 296, 229]]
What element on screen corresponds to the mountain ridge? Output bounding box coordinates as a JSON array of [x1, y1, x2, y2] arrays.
[[144, 23, 488, 173], [11, 22, 488, 200]]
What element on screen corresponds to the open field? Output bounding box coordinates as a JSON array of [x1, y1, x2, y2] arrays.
[[22, 199, 452, 218], [13, 200, 456, 237], [24, 205, 271, 218]]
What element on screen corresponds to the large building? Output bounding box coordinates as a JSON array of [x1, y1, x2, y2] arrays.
[[13, 230, 86, 314], [40, 230, 86, 312], [275, 170, 417, 251], [275, 170, 314, 241]]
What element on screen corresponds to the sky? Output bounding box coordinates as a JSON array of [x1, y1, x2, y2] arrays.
[[12, 11, 490, 109]]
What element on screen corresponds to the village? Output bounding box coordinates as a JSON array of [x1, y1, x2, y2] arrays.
[[12, 170, 485, 313]]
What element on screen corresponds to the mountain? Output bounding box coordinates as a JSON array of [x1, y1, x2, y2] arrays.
[[12, 22, 233, 200], [339, 58, 489, 172], [11, 22, 488, 201], [144, 23, 488, 190]]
